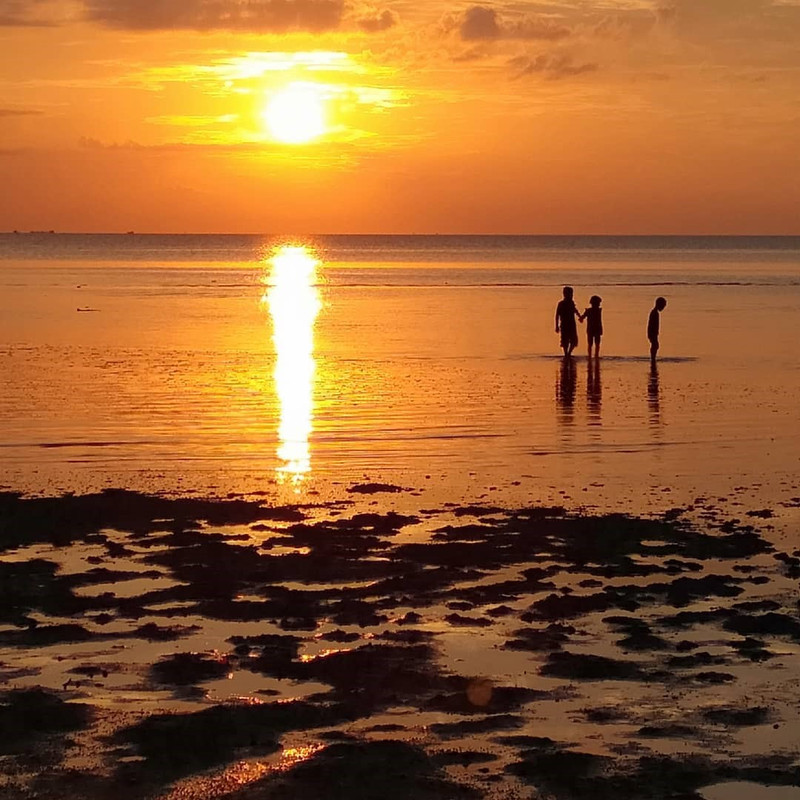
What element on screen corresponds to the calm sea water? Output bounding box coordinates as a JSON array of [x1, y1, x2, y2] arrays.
[[1, 233, 799, 513]]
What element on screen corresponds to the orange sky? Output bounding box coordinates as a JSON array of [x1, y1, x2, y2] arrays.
[[0, 0, 798, 234]]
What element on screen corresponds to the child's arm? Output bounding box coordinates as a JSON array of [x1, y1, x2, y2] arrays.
[[555, 307, 560, 332]]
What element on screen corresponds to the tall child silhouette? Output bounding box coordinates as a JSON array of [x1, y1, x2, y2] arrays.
[[555, 286, 581, 357]]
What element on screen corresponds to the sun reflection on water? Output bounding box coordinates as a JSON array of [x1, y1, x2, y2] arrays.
[[262, 245, 321, 486]]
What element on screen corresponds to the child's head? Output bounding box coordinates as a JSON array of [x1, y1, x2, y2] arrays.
[[655, 296, 667, 311], [590, 295, 601, 308], [563, 286, 574, 300]]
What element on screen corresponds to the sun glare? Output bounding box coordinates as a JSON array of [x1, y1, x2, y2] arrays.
[[263, 84, 326, 145], [263, 245, 322, 485]]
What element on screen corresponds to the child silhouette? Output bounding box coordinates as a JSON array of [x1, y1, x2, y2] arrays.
[[555, 286, 580, 357], [648, 297, 667, 363], [580, 295, 603, 358]]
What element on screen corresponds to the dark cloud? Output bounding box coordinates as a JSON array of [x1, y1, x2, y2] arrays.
[[356, 7, 397, 32], [510, 16, 571, 42], [457, 5, 570, 42], [0, 0, 59, 26], [459, 6, 499, 39], [511, 52, 598, 80], [82, 0, 345, 32]]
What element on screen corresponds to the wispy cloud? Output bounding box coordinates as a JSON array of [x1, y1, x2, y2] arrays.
[[442, 5, 572, 41], [146, 113, 240, 127], [82, 0, 345, 32], [0, 107, 43, 116], [132, 51, 377, 94], [510, 52, 599, 79], [355, 7, 397, 32], [75, 131, 403, 169], [654, 0, 800, 40]]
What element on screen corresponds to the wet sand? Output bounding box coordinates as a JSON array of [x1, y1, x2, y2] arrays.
[[3, 487, 800, 799]]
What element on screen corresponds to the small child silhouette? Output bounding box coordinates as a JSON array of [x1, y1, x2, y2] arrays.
[[555, 286, 580, 357], [580, 295, 603, 358], [648, 297, 667, 363]]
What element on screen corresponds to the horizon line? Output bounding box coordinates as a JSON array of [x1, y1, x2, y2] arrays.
[[2, 231, 800, 238]]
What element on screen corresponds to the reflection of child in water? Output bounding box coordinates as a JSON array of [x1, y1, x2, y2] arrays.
[[580, 295, 603, 358], [555, 286, 580, 357]]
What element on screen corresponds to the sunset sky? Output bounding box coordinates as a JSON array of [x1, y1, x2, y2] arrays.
[[1, 0, 798, 234]]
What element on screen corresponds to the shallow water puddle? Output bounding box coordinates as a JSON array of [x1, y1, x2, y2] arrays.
[[703, 784, 800, 800]]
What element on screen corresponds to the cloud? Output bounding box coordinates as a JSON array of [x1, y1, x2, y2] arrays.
[[355, 7, 397, 32], [146, 113, 239, 127], [449, 5, 571, 42], [0, 107, 43, 116], [74, 133, 386, 169], [82, 0, 345, 32], [590, 12, 657, 40], [131, 51, 374, 97], [649, 0, 800, 66], [1, 0, 400, 33], [0, 0, 62, 26], [452, 46, 486, 62], [511, 52, 599, 80], [458, 6, 499, 39], [655, 0, 770, 23], [653, 0, 800, 36]]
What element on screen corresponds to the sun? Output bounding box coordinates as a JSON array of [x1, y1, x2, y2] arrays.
[[263, 84, 326, 145]]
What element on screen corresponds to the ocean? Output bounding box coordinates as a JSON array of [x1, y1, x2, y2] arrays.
[[2, 233, 799, 515]]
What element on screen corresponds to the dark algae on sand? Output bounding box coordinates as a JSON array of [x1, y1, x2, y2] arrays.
[[2, 489, 800, 798]]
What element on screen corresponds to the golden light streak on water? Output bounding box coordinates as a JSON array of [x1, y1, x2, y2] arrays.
[[262, 245, 321, 486]]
